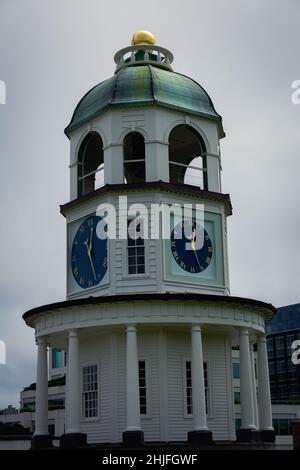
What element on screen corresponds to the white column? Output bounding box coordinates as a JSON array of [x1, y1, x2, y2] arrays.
[[66, 330, 81, 434], [239, 329, 255, 429], [257, 335, 274, 430], [250, 343, 259, 429], [34, 337, 49, 436], [125, 325, 141, 431], [191, 325, 208, 430]]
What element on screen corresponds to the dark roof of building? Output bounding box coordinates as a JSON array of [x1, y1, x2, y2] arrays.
[[65, 65, 224, 137], [266, 303, 300, 335]]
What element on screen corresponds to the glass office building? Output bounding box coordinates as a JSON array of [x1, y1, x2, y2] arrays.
[[266, 303, 300, 403]]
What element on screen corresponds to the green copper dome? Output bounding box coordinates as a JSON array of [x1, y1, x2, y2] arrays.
[[65, 64, 224, 137]]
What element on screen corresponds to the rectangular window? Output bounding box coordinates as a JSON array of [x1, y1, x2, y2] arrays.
[[235, 418, 241, 430], [82, 364, 98, 419], [138, 360, 147, 415], [267, 338, 274, 359], [52, 349, 62, 369], [286, 334, 295, 357], [288, 358, 297, 381], [185, 361, 209, 415], [127, 220, 145, 275], [232, 362, 240, 379], [276, 360, 286, 381], [269, 361, 275, 382], [273, 418, 292, 436], [275, 336, 285, 358], [234, 391, 241, 404], [185, 360, 193, 415], [48, 424, 55, 436]]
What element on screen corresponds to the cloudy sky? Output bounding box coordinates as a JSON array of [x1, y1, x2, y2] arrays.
[[0, 0, 299, 408]]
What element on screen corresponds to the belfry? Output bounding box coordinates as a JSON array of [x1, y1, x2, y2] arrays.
[[23, 31, 276, 449]]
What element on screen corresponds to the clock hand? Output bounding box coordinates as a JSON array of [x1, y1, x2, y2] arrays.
[[84, 239, 97, 281], [89, 226, 93, 253], [191, 238, 202, 271]]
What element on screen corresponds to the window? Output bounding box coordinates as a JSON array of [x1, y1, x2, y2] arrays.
[[232, 362, 240, 379], [78, 132, 104, 197], [82, 364, 98, 419], [48, 423, 55, 436], [127, 219, 145, 274], [288, 359, 297, 381], [123, 132, 145, 183], [286, 334, 295, 357], [48, 398, 65, 410], [52, 349, 63, 369], [275, 336, 285, 358], [169, 125, 207, 189], [235, 418, 241, 430], [185, 361, 193, 415], [269, 361, 275, 381], [267, 337, 274, 359], [138, 360, 147, 415], [185, 361, 209, 415], [234, 391, 241, 404], [272, 418, 292, 436], [276, 360, 286, 381]]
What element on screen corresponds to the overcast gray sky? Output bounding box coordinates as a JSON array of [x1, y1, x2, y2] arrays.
[[0, 0, 299, 408]]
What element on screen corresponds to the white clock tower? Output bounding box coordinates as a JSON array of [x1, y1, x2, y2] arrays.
[[24, 31, 276, 449]]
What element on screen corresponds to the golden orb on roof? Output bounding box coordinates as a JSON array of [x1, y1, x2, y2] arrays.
[[131, 30, 156, 46]]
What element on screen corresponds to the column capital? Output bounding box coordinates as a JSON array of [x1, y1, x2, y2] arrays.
[[190, 324, 202, 332], [239, 328, 249, 336], [68, 329, 79, 337], [35, 336, 48, 347], [257, 334, 267, 344], [126, 324, 137, 332]]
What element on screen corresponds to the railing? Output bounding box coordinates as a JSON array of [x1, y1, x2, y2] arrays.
[[114, 45, 174, 72], [271, 399, 300, 405], [169, 160, 206, 189]]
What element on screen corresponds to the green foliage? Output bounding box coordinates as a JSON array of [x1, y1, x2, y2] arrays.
[[0, 422, 31, 436], [23, 375, 66, 391]]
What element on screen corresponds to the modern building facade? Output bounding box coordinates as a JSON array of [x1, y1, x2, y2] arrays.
[[21, 31, 276, 449], [233, 303, 300, 447], [266, 303, 300, 404]]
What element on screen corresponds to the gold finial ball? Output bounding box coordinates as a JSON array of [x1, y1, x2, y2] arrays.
[[131, 30, 156, 46]]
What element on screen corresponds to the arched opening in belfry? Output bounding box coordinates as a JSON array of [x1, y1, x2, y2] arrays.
[[77, 132, 104, 197], [168, 125, 207, 189], [123, 132, 145, 184]]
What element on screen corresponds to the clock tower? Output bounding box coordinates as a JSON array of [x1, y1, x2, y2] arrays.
[[63, 30, 229, 300], [24, 31, 276, 449]]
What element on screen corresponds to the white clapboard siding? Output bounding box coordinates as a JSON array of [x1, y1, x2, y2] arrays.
[[78, 328, 233, 443], [113, 193, 159, 295], [166, 330, 233, 441], [138, 332, 161, 442], [79, 334, 113, 444]]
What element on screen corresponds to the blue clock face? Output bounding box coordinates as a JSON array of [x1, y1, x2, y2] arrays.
[[170, 219, 213, 273], [71, 215, 108, 289]]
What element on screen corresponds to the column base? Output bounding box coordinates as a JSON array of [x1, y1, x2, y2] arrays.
[[122, 430, 144, 447], [60, 433, 87, 449], [30, 434, 53, 450], [236, 428, 261, 443], [260, 429, 276, 443], [188, 430, 213, 445]]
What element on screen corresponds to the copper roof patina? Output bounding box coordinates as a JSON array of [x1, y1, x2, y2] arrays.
[[65, 64, 224, 137]]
